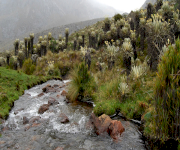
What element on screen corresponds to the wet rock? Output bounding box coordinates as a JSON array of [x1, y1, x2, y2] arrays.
[[23, 116, 29, 124], [48, 97, 59, 105], [55, 147, 63, 150], [52, 84, 59, 88], [14, 108, 24, 115], [61, 90, 67, 96], [38, 104, 50, 114], [24, 124, 31, 131], [108, 120, 125, 140], [37, 93, 44, 97], [59, 84, 65, 88], [56, 94, 61, 98], [29, 116, 41, 124], [90, 113, 112, 135], [42, 85, 56, 93], [58, 113, 69, 123], [0, 141, 5, 145], [32, 123, 41, 128]]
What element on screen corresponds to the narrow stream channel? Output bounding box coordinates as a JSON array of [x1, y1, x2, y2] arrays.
[[0, 80, 146, 150]]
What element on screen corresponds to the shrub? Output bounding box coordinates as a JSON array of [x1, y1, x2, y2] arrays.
[[67, 62, 96, 102], [22, 58, 36, 75], [114, 13, 123, 22], [153, 39, 180, 141]]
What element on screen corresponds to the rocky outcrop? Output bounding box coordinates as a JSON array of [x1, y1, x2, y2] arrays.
[[38, 104, 49, 114], [89, 113, 125, 139]]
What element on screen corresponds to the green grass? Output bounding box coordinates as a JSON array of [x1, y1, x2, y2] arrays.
[[0, 67, 61, 119]]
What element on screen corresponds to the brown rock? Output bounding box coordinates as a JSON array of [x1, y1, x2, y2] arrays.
[[61, 90, 67, 96], [38, 104, 49, 114], [32, 123, 41, 128], [23, 116, 29, 124], [59, 84, 65, 88], [56, 94, 61, 98], [59, 113, 69, 123], [53, 84, 59, 88], [29, 116, 41, 124], [37, 93, 44, 97], [42, 84, 51, 92], [90, 113, 112, 135], [55, 147, 63, 150], [24, 124, 31, 131], [42, 85, 56, 93], [14, 108, 24, 115], [108, 120, 125, 140], [48, 97, 59, 105], [0, 141, 5, 145]]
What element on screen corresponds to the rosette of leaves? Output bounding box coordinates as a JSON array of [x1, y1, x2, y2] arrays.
[[27, 37, 31, 57], [65, 28, 69, 48], [0, 57, 5, 66], [153, 39, 180, 141], [14, 39, 19, 56], [155, 0, 163, 12], [48, 32, 52, 41], [130, 30, 137, 59], [105, 40, 118, 69], [110, 24, 117, 39], [5, 50, 11, 65], [103, 17, 111, 32], [59, 34, 62, 41], [24, 37, 28, 58], [121, 26, 130, 39], [38, 36, 43, 43], [17, 50, 25, 68], [146, 14, 171, 70], [10, 56, 18, 70], [30, 33, 34, 54], [122, 38, 133, 74]]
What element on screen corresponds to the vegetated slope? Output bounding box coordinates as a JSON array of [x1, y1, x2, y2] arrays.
[[141, 0, 171, 8], [0, 0, 120, 52]]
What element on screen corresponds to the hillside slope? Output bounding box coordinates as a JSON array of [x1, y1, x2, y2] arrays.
[[0, 0, 120, 52]]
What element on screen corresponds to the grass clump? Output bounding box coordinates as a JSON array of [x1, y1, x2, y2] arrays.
[[67, 62, 96, 102], [151, 39, 180, 141]]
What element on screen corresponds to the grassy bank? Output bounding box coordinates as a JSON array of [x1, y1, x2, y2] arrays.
[[0, 67, 61, 119]]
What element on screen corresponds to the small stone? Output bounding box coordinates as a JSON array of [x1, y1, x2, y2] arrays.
[[38, 104, 49, 114], [48, 97, 59, 105], [37, 93, 44, 97], [61, 90, 67, 96], [23, 116, 29, 124], [55, 147, 63, 150], [29, 116, 41, 124], [58, 113, 69, 123]]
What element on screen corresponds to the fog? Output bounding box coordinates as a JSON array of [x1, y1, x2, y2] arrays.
[[96, 0, 146, 12]]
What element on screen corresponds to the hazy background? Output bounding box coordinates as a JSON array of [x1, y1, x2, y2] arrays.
[[0, 0, 147, 52]]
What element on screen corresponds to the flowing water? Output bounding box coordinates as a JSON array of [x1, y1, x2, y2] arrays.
[[0, 80, 146, 150]]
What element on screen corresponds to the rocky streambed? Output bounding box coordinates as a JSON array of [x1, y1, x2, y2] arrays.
[[0, 80, 146, 150]]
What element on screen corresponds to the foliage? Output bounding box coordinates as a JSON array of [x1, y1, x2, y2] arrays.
[[67, 62, 96, 102], [22, 58, 36, 75], [153, 39, 180, 141], [0, 67, 59, 119], [113, 13, 123, 22]]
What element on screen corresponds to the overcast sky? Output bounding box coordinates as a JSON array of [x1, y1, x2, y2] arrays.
[[97, 0, 146, 13]]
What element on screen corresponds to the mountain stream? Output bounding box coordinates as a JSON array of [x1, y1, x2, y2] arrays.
[[0, 80, 146, 150]]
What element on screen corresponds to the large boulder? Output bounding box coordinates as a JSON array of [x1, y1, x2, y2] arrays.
[[89, 113, 125, 139], [38, 104, 49, 114], [58, 113, 69, 123], [108, 120, 125, 140], [90, 113, 112, 135]]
